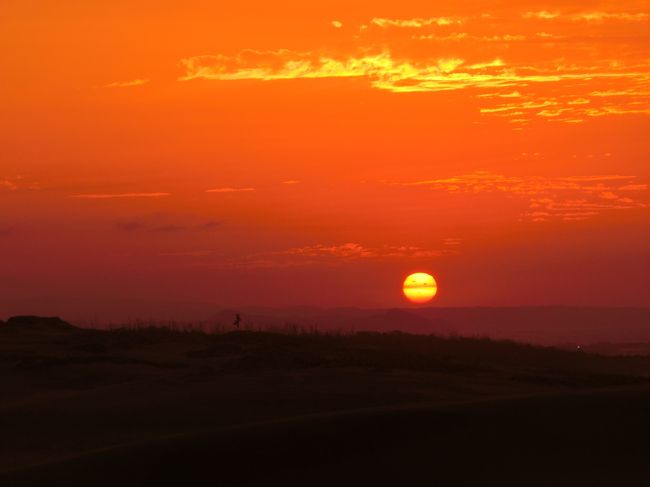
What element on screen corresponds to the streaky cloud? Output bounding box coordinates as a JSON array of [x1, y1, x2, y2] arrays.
[[104, 78, 150, 88], [398, 172, 648, 222], [370, 17, 463, 28], [206, 187, 255, 193], [179, 50, 650, 125], [72, 192, 170, 199]]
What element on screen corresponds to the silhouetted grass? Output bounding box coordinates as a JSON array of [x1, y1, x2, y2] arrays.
[[5, 317, 650, 386], [60, 321, 650, 383]]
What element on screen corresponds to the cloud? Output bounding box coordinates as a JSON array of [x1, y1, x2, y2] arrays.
[[159, 250, 217, 257], [211, 241, 456, 269], [72, 192, 170, 199], [443, 237, 462, 246], [412, 32, 468, 42], [522, 11, 649, 22], [414, 33, 527, 42], [281, 242, 449, 260], [331, 20, 343, 28], [0, 176, 39, 191], [599, 191, 619, 200], [178, 50, 532, 89], [115, 221, 146, 232], [523, 11, 560, 20], [198, 221, 223, 229], [477, 91, 522, 99], [179, 49, 650, 124], [178, 50, 483, 85], [620, 184, 648, 191], [370, 17, 463, 28], [570, 12, 649, 22], [400, 172, 648, 222], [477, 76, 650, 125], [281, 180, 300, 184], [0, 179, 19, 191], [177, 5, 650, 127], [115, 216, 221, 233], [105, 78, 150, 88], [285, 243, 374, 258], [206, 187, 255, 193]]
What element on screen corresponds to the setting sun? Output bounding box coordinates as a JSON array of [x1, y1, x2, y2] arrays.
[[403, 273, 438, 304]]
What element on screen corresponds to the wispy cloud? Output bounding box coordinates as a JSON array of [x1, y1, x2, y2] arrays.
[[0, 179, 19, 191], [273, 242, 451, 262], [179, 50, 650, 124], [284, 243, 375, 258], [116, 216, 221, 233], [331, 20, 343, 28], [370, 17, 463, 28], [1, 176, 39, 191], [180, 50, 493, 87], [522, 11, 560, 20], [71, 192, 170, 199], [571, 11, 649, 22], [413, 33, 527, 42], [476, 65, 650, 125], [523, 10, 649, 22], [159, 250, 218, 257], [399, 172, 647, 222], [201, 241, 457, 269], [205, 187, 255, 193], [443, 237, 462, 246], [620, 184, 648, 191], [177, 5, 650, 126], [104, 78, 150, 88]]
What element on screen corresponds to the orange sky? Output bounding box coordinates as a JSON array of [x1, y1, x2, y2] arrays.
[[1, 1, 649, 318]]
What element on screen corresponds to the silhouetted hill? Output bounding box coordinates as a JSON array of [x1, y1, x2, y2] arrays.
[[5, 301, 646, 346], [1, 316, 78, 334], [1, 322, 650, 486], [211, 307, 450, 335], [208, 306, 650, 345]]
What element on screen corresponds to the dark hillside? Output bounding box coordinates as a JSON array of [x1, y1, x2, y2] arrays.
[[1, 318, 649, 485]]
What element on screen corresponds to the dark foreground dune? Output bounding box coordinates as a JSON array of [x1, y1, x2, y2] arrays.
[[1, 316, 650, 486], [3, 387, 650, 487]]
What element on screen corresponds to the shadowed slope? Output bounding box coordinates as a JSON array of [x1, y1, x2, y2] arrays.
[[2, 387, 650, 487], [2, 322, 650, 485]]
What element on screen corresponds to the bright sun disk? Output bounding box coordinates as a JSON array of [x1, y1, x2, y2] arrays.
[[403, 272, 438, 304]]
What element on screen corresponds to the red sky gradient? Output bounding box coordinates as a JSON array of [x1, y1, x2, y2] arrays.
[[1, 1, 649, 317]]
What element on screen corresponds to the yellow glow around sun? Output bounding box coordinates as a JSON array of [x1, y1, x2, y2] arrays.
[[403, 272, 438, 303]]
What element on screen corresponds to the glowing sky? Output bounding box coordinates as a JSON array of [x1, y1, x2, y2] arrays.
[[1, 1, 648, 317]]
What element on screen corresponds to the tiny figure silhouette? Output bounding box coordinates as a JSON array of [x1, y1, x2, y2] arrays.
[[233, 313, 241, 329]]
